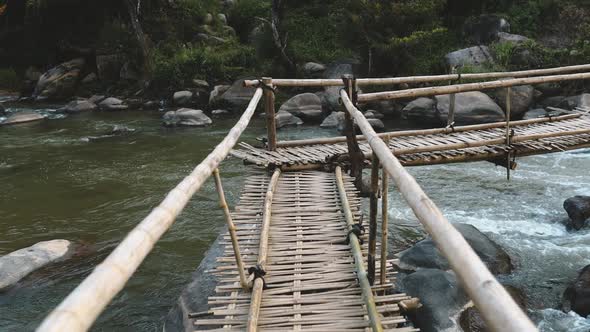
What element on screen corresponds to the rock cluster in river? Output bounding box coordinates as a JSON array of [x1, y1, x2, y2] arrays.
[[563, 195, 590, 230]]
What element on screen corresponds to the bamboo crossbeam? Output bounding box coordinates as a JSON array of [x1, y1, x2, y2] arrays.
[[335, 166, 383, 332], [275, 113, 581, 148], [340, 90, 537, 332], [243, 63, 590, 87], [358, 72, 590, 102], [247, 169, 281, 332], [37, 88, 264, 332]]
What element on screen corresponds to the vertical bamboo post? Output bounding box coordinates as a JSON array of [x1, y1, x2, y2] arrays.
[[213, 169, 249, 290], [341, 74, 364, 190], [368, 154, 379, 285], [380, 138, 390, 286], [505, 87, 512, 181], [447, 67, 458, 127], [262, 77, 277, 151]]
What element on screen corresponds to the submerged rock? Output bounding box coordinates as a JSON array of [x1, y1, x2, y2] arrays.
[[564, 196, 590, 230], [163, 109, 212, 127], [436, 91, 505, 125], [1, 111, 45, 126], [0, 240, 73, 291], [275, 111, 303, 129], [562, 265, 590, 317], [34, 58, 85, 100]]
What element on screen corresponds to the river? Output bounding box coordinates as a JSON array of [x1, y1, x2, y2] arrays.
[[1, 104, 590, 331]]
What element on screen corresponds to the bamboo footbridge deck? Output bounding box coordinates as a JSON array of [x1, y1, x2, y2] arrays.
[[37, 65, 590, 332]]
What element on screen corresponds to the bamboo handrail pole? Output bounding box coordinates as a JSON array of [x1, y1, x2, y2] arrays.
[[243, 64, 590, 87], [262, 77, 277, 151], [380, 138, 389, 286], [247, 169, 281, 332], [368, 155, 379, 285], [37, 88, 264, 332], [335, 166, 383, 332], [358, 72, 590, 102], [275, 113, 581, 148], [340, 90, 537, 332], [505, 87, 512, 180], [213, 169, 249, 290]]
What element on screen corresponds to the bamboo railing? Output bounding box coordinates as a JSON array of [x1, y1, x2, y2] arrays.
[[36, 88, 264, 332], [340, 89, 538, 332]]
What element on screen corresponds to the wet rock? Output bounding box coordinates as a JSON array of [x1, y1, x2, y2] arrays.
[[62, 100, 97, 113], [463, 14, 510, 44], [88, 95, 106, 104], [209, 85, 231, 106], [402, 98, 438, 125], [279, 93, 323, 123], [398, 223, 513, 275], [211, 109, 230, 117], [1, 111, 45, 126], [366, 99, 404, 117], [496, 32, 530, 45], [320, 111, 346, 130], [367, 118, 385, 131], [173, 91, 194, 106], [216, 80, 254, 111], [445, 46, 494, 68], [96, 54, 124, 81], [303, 62, 326, 77], [436, 92, 505, 125], [163, 108, 212, 127], [538, 96, 568, 109], [400, 269, 469, 332], [364, 110, 384, 119], [142, 100, 159, 110], [566, 93, 590, 110], [275, 111, 303, 129], [98, 97, 128, 111], [0, 240, 72, 291], [192, 79, 210, 90], [562, 264, 590, 317], [490, 83, 534, 119], [523, 108, 547, 120], [564, 196, 590, 230], [34, 58, 85, 100], [110, 125, 136, 135]]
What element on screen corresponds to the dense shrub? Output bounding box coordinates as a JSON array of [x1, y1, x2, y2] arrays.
[[229, 0, 270, 43]]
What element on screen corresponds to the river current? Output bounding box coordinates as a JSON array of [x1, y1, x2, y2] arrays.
[[1, 104, 589, 331]]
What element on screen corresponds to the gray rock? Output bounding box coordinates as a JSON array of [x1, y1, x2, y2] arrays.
[[364, 110, 384, 119], [566, 93, 590, 110], [436, 91, 505, 125], [523, 108, 547, 120], [192, 79, 210, 90], [209, 85, 231, 105], [110, 125, 136, 135], [96, 54, 124, 81], [536, 83, 562, 97], [163, 108, 212, 127], [88, 95, 106, 104], [275, 111, 303, 129], [62, 100, 97, 113], [98, 97, 129, 111], [496, 32, 530, 45], [323, 62, 354, 111], [216, 80, 254, 111], [366, 99, 404, 117], [398, 223, 513, 275], [211, 109, 230, 116], [402, 98, 438, 125], [562, 264, 590, 317], [81, 73, 98, 84], [33, 58, 85, 100], [538, 96, 568, 109], [463, 14, 510, 44], [564, 196, 590, 230], [460, 285, 526, 332], [367, 118, 385, 131], [303, 62, 326, 77], [400, 269, 469, 332], [1, 111, 45, 126], [279, 93, 323, 123], [445, 46, 494, 68], [491, 83, 534, 119], [320, 111, 346, 130], [173, 91, 194, 106], [0, 240, 72, 291]]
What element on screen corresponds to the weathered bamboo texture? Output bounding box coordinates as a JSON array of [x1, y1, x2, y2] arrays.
[[37, 88, 264, 332], [214, 169, 249, 290], [380, 166, 389, 286], [195, 170, 416, 331], [243, 63, 590, 87], [358, 71, 590, 102], [262, 77, 277, 151], [340, 90, 538, 332], [247, 169, 281, 332], [368, 155, 380, 285], [232, 112, 590, 168]]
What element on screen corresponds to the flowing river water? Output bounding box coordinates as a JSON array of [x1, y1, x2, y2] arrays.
[[1, 103, 590, 331]]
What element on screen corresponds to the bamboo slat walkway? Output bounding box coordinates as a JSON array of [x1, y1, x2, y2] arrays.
[[231, 112, 590, 168], [194, 170, 417, 331]]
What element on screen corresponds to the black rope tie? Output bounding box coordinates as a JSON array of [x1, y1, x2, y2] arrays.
[[248, 264, 267, 289], [257, 79, 276, 93], [346, 224, 365, 245]]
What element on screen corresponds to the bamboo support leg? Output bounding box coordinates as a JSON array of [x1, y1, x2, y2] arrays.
[[263, 77, 277, 151], [213, 169, 249, 290], [505, 87, 512, 181], [380, 164, 389, 286], [368, 155, 379, 285]]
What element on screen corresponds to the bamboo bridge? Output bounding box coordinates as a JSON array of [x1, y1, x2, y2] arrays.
[[36, 64, 590, 332]]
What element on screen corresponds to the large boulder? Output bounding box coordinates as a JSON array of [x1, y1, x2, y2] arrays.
[[402, 98, 438, 125], [33, 58, 85, 100], [279, 93, 323, 123], [320, 111, 346, 130], [98, 97, 129, 111], [400, 269, 469, 332], [445, 46, 494, 68], [163, 108, 212, 127], [463, 14, 510, 44], [323, 62, 355, 111], [398, 223, 513, 275], [566, 93, 590, 110], [436, 91, 505, 125], [217, 79, 255, 111], [0, 240, 72, 291], [490, 83, 534, 120], [459, 285, 526, 332], [564, 196, 590, 230], [303, 62, 326, 77], [496, 32, 530, 45], [173, 91, 194, 106], [365, 99, 404, 118], [562, 265, 590, 317], [275, 111, 303, 129], [61, 100, 97, 113], [367, 118, 385, 132], [1, 111, 45, 126]]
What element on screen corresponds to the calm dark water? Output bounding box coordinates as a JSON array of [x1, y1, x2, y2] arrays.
[[1, 104, 590, 331]]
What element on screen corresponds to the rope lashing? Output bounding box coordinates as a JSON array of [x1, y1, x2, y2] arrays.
[[346, 223, 365, 245], [257, 79, 276, 93], [248, 264, 267, 289]]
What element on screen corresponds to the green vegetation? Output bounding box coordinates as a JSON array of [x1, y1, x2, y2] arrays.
[[0, 68, 21, 90]]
